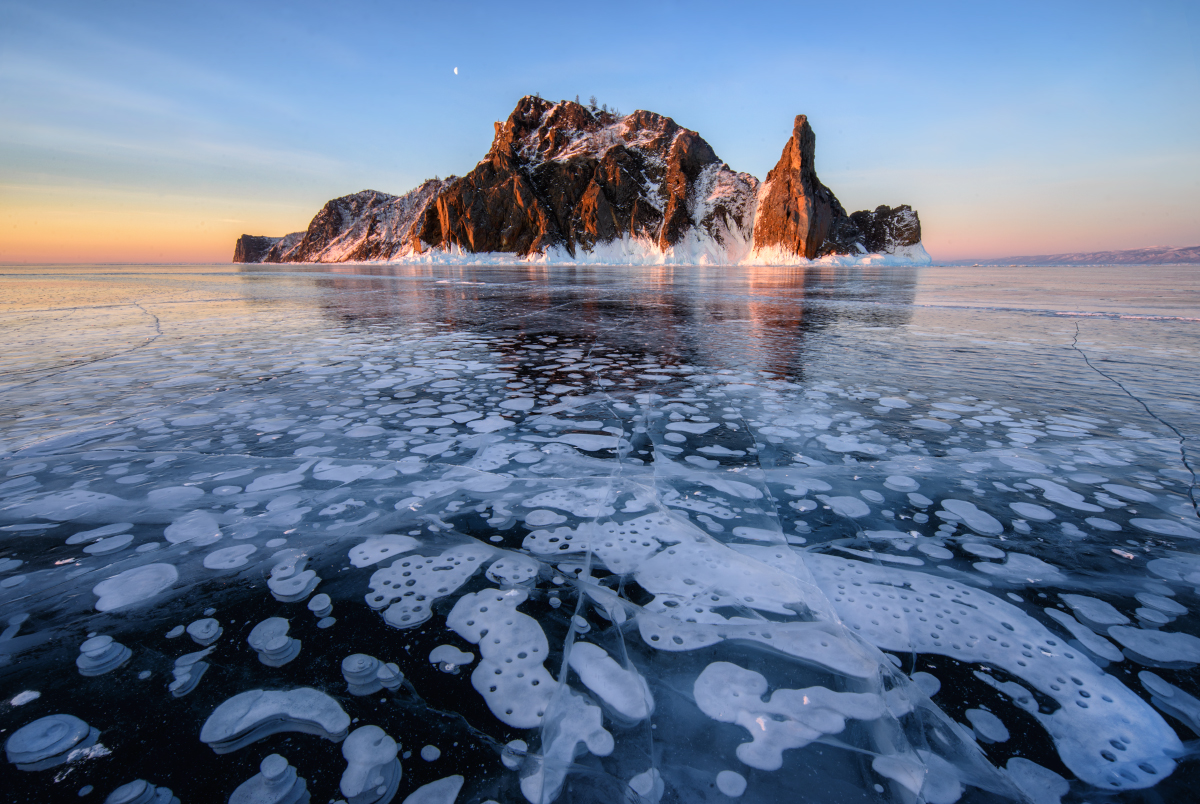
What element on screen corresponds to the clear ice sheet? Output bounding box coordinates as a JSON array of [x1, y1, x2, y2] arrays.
[[1, 263, 1199, 803]]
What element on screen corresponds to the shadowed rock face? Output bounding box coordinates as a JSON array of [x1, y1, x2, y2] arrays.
[[233, 97, 921, 263], [851, 205, 922, 254], [232, 235, 281, 264]]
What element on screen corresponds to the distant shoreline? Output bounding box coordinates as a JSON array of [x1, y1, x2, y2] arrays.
[[941, 245, 1200, 266]]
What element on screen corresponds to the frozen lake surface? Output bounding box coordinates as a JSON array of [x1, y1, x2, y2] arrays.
[[1, 263, 1198, 803]]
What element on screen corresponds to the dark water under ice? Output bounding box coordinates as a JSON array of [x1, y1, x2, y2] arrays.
[[1, 263, 1198, 804]]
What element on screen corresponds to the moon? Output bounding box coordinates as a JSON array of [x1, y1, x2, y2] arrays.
[[453, 67, 458, 75]]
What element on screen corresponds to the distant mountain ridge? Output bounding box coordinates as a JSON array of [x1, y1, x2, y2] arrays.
[[951, 245, 1200, 266], [234, 96, 927, 266]]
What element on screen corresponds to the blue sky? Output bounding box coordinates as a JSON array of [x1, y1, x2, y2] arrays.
[[1, 0, 1197, 261]]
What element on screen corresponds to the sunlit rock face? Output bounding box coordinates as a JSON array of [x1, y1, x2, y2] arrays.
[[233, 97, 923, 264], [752, 114, 852, 260], [419, 96, 754, 258]]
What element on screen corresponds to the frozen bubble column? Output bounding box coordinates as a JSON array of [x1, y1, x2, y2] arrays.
[[200, 689, 350, 754], [229, 754, 309, 804], [247, 618, 301, 667], [169, 648, 212, 698], [104, 779, 180, 804], [268, 553, 319, 603], [76, 635, 132, 676], [339, 726, 401, 804], [341, 654, 403, 696], [186, 618, 222, 646], [5, 714, 100, 771], [307, 594, 332, 617]]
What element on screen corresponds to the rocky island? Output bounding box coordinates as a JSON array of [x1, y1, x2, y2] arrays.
[[234, 96, 926, 265]]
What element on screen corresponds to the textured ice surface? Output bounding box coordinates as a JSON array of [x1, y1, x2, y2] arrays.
[[812, 555, 1183, 789], [4, 263, 1200, 803]]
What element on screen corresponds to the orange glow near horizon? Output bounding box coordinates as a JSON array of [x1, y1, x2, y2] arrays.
[[0, 184, 315, 264], [2, 181, 1196, 265]]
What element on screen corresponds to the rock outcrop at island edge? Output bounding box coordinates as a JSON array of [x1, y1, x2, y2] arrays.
[[233, 97, 926, 265]]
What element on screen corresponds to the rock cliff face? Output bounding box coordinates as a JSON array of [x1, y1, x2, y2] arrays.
[[236, 97, 923, 264], [231, 234, 280, 264]]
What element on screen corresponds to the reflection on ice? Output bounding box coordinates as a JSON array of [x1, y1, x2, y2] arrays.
[[2, 263, 1199, 802]]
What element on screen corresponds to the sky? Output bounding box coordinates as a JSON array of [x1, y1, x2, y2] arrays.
[[1, 0, 1198, 263]]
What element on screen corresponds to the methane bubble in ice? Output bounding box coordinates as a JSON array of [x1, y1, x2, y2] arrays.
[[350, 535, 421, 568], [186, 618, 222, 646], [628, 768, 664, 802], [500, 740, 526, 770], [911, 672, 941, 697], [519, 692, 612, 804], [1108, 626, 1200, 666], [1005, 758, 1070, 804], [342, 654, 403, 696], [92, 564, 177, 612], [203, 545, 257, 570], [484, 554, 540, 585], [340, 725, 401, 804], [229, 754, 308, 804], [693, 661, 884, 770], [811, 555, 1181, 789], [68, 523, 132, 545], [1010, 502, 1056, 521], [446, 588, 554, 728], [1060, 594, 1129, 628], [169, 648, 211, 698], [164, 510, 222, 546], [200, 689, 350, 753], [429, 645, 474, 673], [1140, 671, 1200, 734], [367, 544, 492, 628], [420, 744, 440, 761], [965, 708, 1010, 742], [268, 552, 320, 603], [307, 593, 332, 617], [1044, 608, 1123, 663], [104, 779, 181, 804], [247, 618, 301, 667], [939, 499, 1003, 535], [715, 770, 746, 797], [76, 635, 132, 676], [5, 713, 99, 770], [884, 476, 919, 492], [84, 533, 134, 555], [401, 775, 463, 804], [567, 642, 653, 721]]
